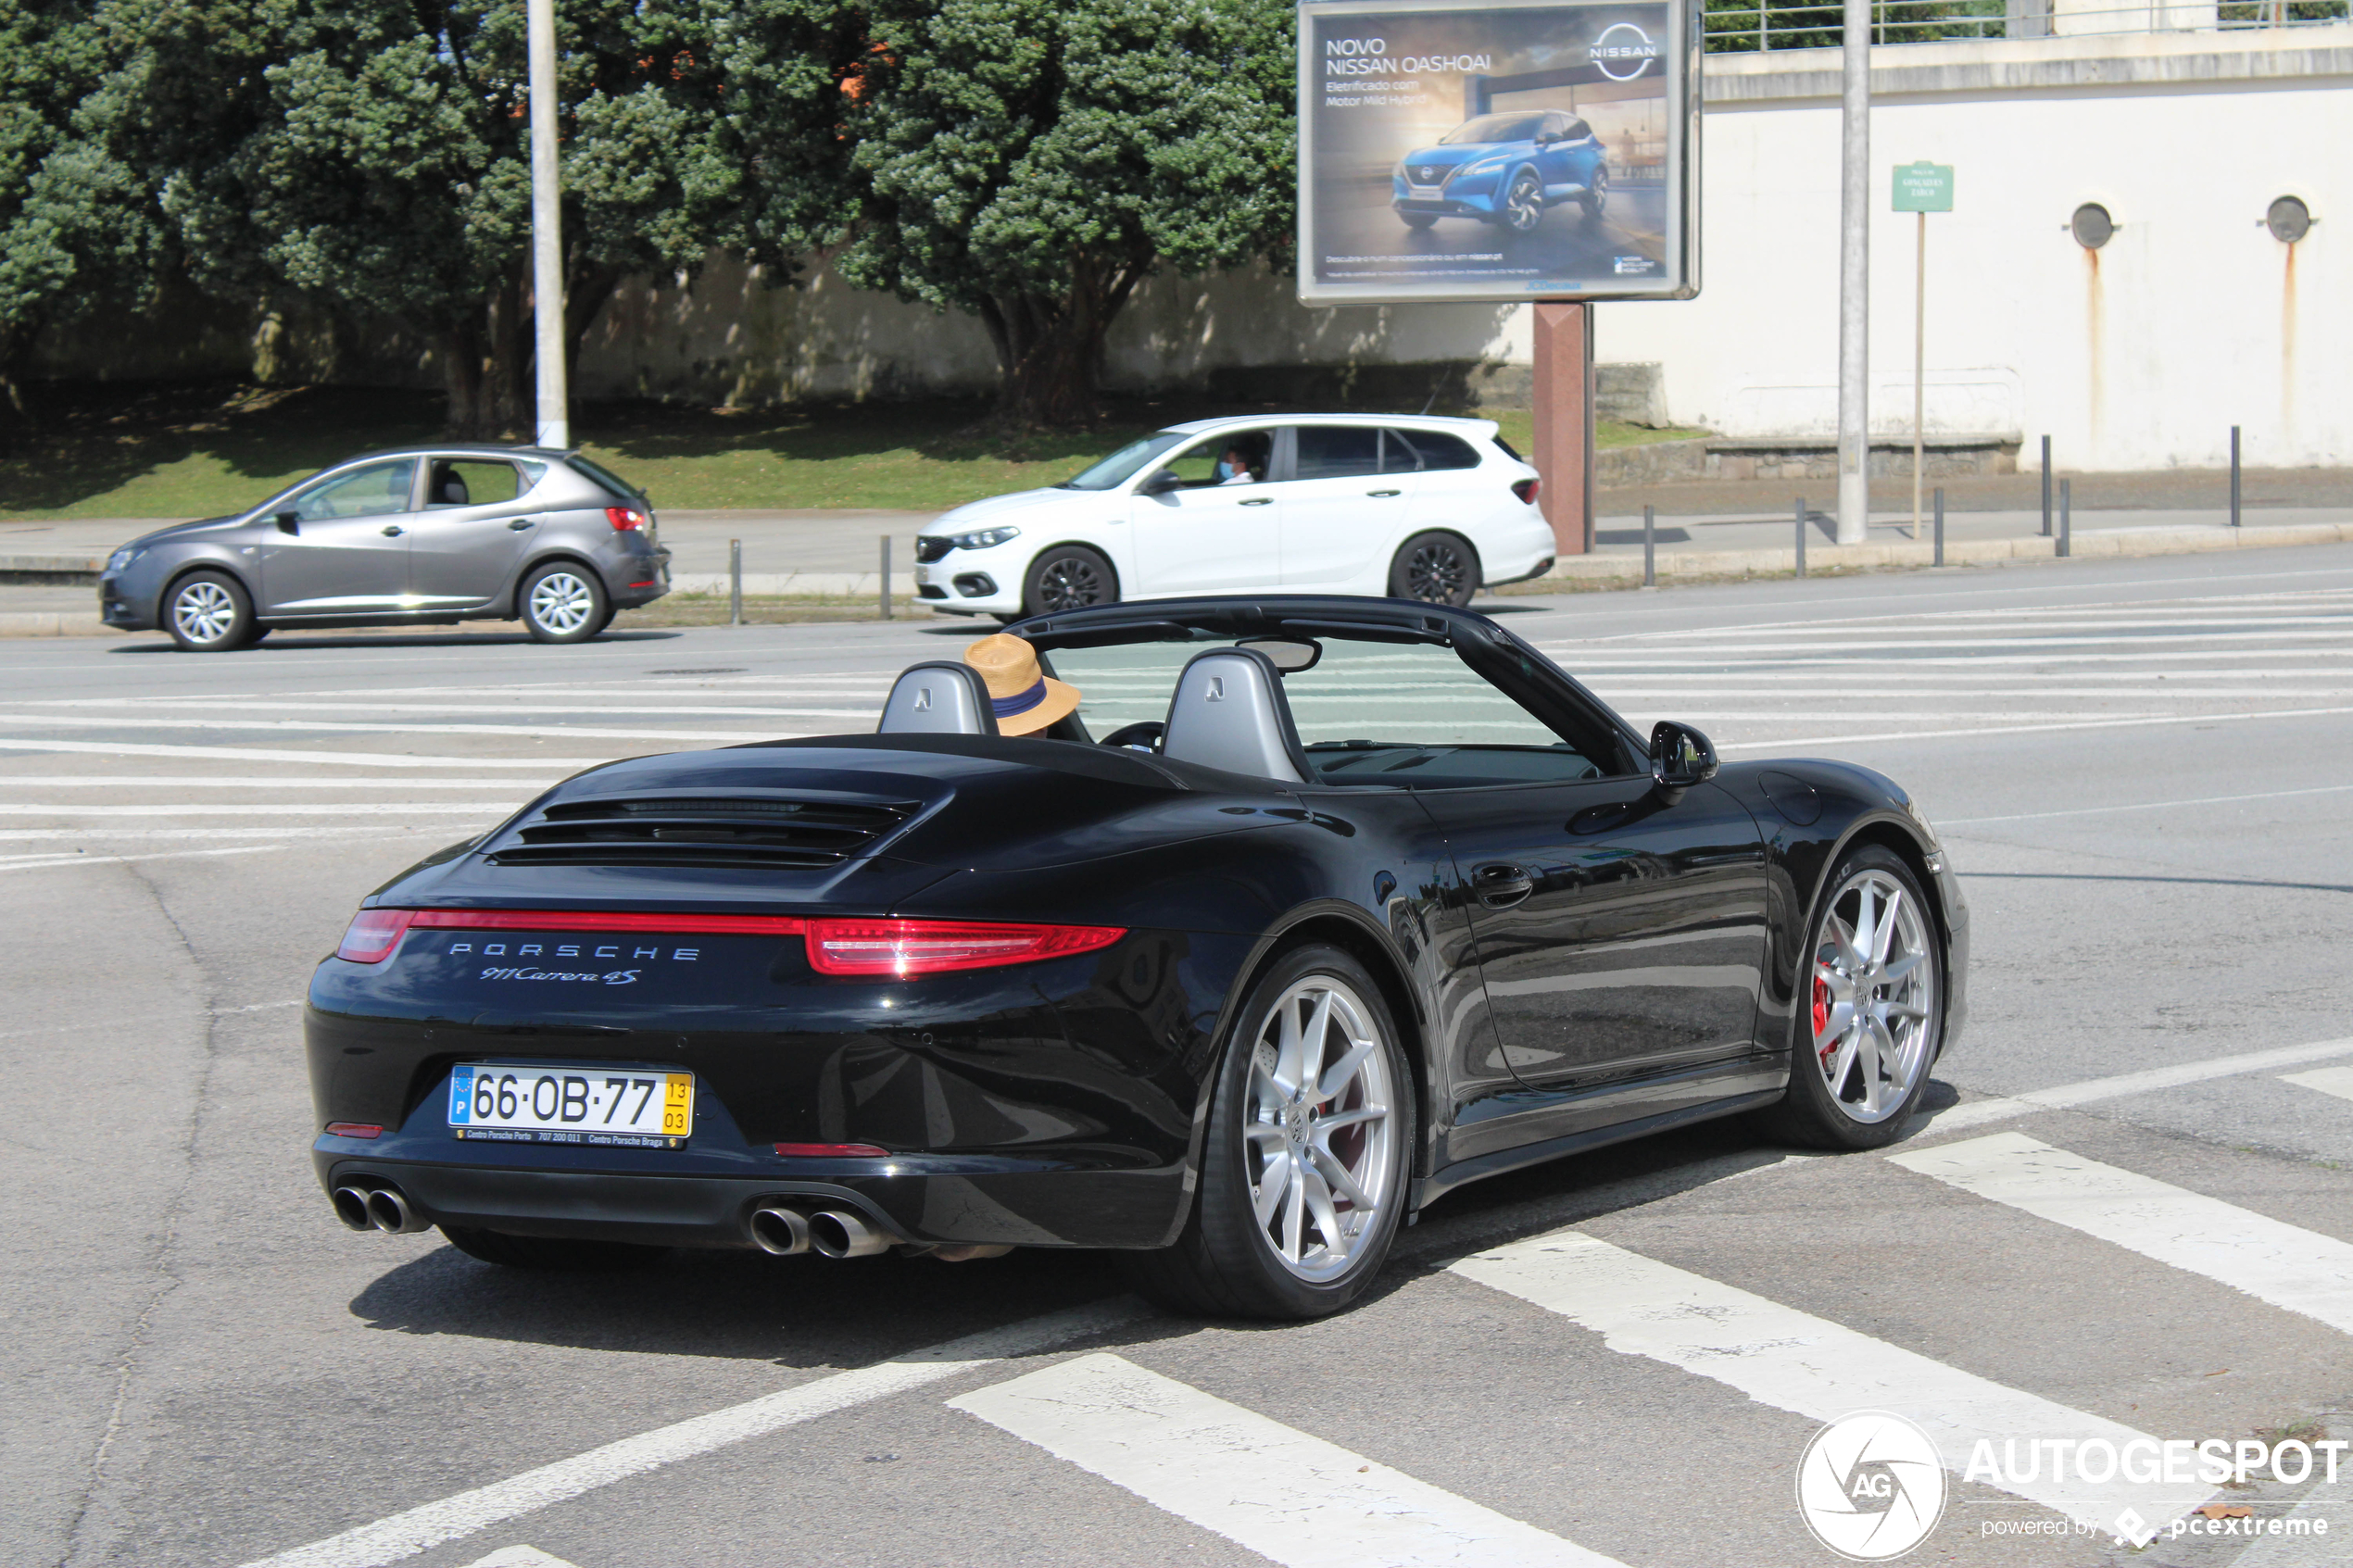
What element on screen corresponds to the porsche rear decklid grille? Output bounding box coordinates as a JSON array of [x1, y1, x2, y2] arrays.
[[487, 796, 919, 870]]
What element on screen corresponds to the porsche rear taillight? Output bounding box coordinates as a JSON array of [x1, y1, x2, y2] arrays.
[[802, 919, 1126, 976], [606, 506, 648, 531], [335, 909, 414, 962]]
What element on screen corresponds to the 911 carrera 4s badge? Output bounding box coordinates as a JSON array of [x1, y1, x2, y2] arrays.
[[449, 1063, 693, 1148]]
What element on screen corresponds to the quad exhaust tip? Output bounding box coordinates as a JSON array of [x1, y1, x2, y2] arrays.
[[749, 1205, 812, 1257], [334, 1184, 431, 1235], [807, 1209, 895, 1259], [331, 1185, 374, 1231]]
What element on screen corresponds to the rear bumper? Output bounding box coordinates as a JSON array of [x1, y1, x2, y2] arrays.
[[316, 1149, 1188, 1250]]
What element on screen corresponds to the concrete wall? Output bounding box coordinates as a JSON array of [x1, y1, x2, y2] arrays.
[[1592, 28, 2352, 469]]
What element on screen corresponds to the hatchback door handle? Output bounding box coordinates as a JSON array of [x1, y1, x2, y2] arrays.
[[380, 524, 405, 537], [1367, 489, 1402, 498], [1239, 496, 1274, 507], [1472, 862, 1537, 908]]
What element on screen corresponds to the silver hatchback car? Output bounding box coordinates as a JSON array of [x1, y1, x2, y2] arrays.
[[99, 445, 672, 650]]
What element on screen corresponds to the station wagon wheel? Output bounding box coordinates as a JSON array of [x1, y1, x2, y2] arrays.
[[1501, 169, 1544, 233], [1388, 531, 1480, 608], [163, 570, 259, 652], [1752, 846, 1944, 1150], [1021, 545, 1116, 618], [1119, 945, 1414, 1320], [519, 561, 610, 644]]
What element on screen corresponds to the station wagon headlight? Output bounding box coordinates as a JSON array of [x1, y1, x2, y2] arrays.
[[950, 526, 1021, 551], [107, 547, 137, 573]]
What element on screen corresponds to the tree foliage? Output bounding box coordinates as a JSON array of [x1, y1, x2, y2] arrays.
[[840, 0, 1296, 427]]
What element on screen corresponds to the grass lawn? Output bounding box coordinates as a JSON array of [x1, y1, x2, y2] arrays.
[[0, 381, 1704, 521]]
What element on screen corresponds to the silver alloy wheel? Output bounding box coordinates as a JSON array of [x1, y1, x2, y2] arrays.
[[1809, 869, 1936, 1123], [1504, 171, 1543, 232], [528, 571, 597, 634], [1243, 977, 1397, 1282], [172, 580, 238, 645]]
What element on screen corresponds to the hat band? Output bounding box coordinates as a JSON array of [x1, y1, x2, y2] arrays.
[[991, 679, 1049, 719]]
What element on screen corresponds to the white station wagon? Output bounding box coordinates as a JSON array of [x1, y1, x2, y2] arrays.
[[912, 414, 1556, 621]]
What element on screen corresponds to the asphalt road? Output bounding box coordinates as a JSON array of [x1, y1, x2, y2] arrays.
[[6, 546, 2353, 1568]]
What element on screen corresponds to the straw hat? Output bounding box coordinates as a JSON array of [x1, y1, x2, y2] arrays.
[[963, 633, 1082, 736]]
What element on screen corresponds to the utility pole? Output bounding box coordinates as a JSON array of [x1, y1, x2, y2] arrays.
[[1835, 0, 1870, 545], [528, 0, 569, 451]]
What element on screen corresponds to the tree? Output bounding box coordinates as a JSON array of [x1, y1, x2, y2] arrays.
[[839, 0, 1296, 428], [0, 0, 160, 420], [111, 0, 863, 437]]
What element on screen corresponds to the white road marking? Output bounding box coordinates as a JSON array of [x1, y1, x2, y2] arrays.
[[2283, 1066, 2353, 1106], [0, 776, 561, 789], [0, 738, 610, 767], [46, 698, 875, 719], [0, 803, 517, 816], [233, 1298, 1148, 1568], [458, 1550, 577, 1568], [0, 711, 792, 742], [1924, 1036, 2353, 1133], [1451, 1232, 2208, 1540], [1940, 784, 2353, 824], [949, 1352, 1622, 1568], [1713, 705, 2353, 751], [0, 826, 444, 841], [1889, 1134, 2353, 1336], [0, 845, 289, 874]]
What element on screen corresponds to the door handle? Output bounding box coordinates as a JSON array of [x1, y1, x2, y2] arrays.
[[380, 524, 405, 537], [507, 518, 537, 531], [1472, 862, 1537, 908], [1239, 496, 1274, 507], [1366, 489, 1402, 498]]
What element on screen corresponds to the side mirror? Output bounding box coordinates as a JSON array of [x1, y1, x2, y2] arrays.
[[273, 511, 299, 535], [1139, 470, 1181, 496], [1648, 720, 1718, 803]]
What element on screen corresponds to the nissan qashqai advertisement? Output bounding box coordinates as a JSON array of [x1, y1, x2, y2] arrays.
[[1298, 0, 1698, 305]]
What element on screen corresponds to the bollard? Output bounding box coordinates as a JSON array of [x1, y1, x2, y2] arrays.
[[1794, 497, 1806, 579], [728, 538, 743, 625], [1932, 488, 1944, 567], [2041, 435, 2053, 537], [2231, 426, 2242, 529], [2058, 478, 2071, 558], [1642, 505, 1655, 588], [879, 535, 892, 621]]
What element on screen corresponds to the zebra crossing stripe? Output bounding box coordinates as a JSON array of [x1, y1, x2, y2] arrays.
[[1924, 1035, 2353, 1133], [1889, 1133, 2353, 1336], [948, 1352, 1625, 1568], [1450, 1232, 2208, 1540], [2282, 1066, 2353, 1107]]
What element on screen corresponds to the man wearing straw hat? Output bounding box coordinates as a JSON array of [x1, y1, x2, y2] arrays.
[[961, 633, 1083, 736]]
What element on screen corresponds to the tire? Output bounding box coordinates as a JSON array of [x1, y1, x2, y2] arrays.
[[1749, 845, 1945, 1151], [162, 569, 260, 652], [1498, 169, 1543, 233], [438, 1224, 668, 1272], [1021, 545, 1117, 618], [1580, 166, 1609, 220], [1387, 532, 1480, 608], [1119, 945, 1415, 1320], [519, 561, 610, 644], [1400, 211, 1438, 231]]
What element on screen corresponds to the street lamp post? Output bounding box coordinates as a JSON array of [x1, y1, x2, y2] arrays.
[[527, 0, 568, 451], [1834, 0, 1870, 546]]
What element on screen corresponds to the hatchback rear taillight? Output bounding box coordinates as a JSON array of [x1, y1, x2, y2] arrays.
[[335, 909, 415, 962], [803, 919, 1126, 976], [1511, 478, 1541, 506], [606, 506, 648, 531]]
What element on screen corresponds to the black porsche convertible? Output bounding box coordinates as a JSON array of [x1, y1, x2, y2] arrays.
[[308, 596, 1967, 1319]]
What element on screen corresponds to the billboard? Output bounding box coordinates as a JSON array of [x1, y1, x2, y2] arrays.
[[1297, 0, 1699, 306]]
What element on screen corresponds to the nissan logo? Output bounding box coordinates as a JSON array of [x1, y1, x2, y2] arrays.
[[1591, 21, 1661, 81], [1415, 165, 1441, 183]]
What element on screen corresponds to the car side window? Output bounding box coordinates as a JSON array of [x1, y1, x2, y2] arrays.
[[291, 458, 419, 522], [1381, 429, 1481, 473], [1564, 118, 1593, 142], [1156, 430, 1274, 489], [1294, 427, 1380, 481], [424, 459, 523, 509]]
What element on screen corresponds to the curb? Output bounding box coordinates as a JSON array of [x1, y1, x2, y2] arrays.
[[669, 572, 919, 597], [0, 611, 111, 638], [1541, 521, 2353, 582]]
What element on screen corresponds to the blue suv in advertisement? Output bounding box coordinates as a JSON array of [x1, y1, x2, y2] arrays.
[[1392, 111, 1608, 233]]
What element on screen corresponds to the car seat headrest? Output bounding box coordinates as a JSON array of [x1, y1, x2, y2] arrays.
[[1159, 647, 1311, 784], [876, 661, 1000, 736], [439, 475, 468, 505]]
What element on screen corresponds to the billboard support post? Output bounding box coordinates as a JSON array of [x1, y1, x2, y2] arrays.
[[1531, 301, 1593, 558], [1835, 0, 1869, 546]]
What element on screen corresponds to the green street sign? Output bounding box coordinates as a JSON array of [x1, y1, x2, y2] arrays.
[[1894, 161, 1955, 213]]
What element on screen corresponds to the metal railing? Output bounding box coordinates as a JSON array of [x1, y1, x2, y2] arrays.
[[1701, 0, 2348, 50]]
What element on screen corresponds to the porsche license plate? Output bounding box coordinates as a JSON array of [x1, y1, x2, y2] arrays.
[[449, 1063, 693, 1148]]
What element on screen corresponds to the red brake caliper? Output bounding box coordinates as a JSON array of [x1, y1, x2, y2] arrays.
[[1812, 971, 1834, 1059]]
